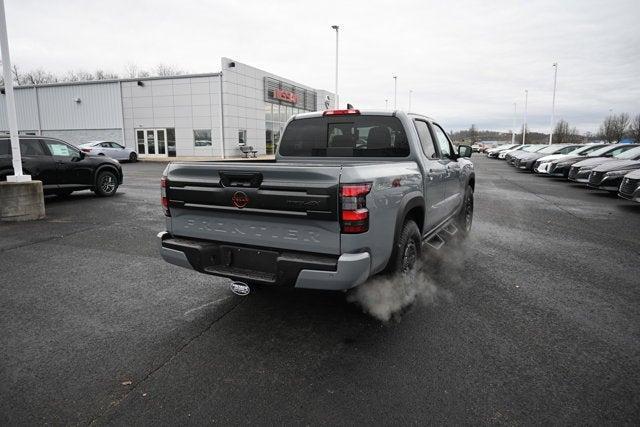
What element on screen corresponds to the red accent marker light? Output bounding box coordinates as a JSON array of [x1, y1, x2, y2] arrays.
[[323, 109, 360, 116], [340, 182, 371, 234]]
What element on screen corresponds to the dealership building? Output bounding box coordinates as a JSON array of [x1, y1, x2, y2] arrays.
[[0, 58, 334, 158]]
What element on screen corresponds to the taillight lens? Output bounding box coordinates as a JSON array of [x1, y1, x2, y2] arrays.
[[81, 148, 92, 153], [161, 176, 170, 216], [340, 183, 371, 233]]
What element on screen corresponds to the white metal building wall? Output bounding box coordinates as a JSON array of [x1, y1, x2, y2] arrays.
[[220, 58, 333, 158], [0, 87, 40, 131], [121, 75, 222, 157], [1, 82, 122, 144], [37, 83, 121, 130]]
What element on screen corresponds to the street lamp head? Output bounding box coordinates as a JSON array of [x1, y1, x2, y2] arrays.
[[331, 25, 339, 30]]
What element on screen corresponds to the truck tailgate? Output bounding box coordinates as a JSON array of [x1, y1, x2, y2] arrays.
[[165, 162, 341, 255]]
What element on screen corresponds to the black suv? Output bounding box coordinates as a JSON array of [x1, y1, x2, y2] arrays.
[[0, 136, 123, 197]]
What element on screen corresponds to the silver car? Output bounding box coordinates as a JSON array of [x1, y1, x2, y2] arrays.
[[79, 141, 138, 162]]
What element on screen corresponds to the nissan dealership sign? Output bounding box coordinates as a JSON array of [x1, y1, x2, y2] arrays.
[[264, 77, 316, 111]]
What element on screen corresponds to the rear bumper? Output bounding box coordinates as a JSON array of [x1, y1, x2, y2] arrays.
[[158, 232, 370, 291]]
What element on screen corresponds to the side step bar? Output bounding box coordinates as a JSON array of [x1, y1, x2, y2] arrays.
[[422, 220, 458, 250]]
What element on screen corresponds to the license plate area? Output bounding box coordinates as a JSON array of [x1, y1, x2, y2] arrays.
[[220, 245, 278, 274]]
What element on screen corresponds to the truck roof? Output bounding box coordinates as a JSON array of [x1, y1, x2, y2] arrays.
[[292, 109, 436, 123]]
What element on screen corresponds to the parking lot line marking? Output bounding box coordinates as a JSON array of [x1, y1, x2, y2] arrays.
[[183, 296, 233, 317]]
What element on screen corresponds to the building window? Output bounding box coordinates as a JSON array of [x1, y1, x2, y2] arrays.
[[238, 129, 247, 146], [193, 129, 212, 147], [167, 128, 176, 157]]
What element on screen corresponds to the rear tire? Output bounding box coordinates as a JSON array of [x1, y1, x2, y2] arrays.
[[455, 185, 474, 239], [94, 170, 118, 197], [129, 152, 138, 162], [386, 220, 422, 276]]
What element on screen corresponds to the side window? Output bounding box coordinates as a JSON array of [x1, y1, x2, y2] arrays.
[[43, 140, 80, 158], [100, 142, 111, 148], [414, 120, 437, 159], [0, 139, 10, 156], [112, 142, 124, 149], [19, 139, 47, 156], [431, 123, 452, 158]]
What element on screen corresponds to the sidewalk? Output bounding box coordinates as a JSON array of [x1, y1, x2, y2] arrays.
[[139, 154, 275, 162]]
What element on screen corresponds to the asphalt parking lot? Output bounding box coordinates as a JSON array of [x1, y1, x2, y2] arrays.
[[1, 156, 639, 425]]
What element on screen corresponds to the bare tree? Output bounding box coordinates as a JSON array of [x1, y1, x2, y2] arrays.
[[599, 113, 630, 143], [468, 124, 478, 143], [155, 63, 185, 77], [553, 119, 571, 144], [64, 70, 96, 82], [123, 63, 139, 78], [23, 68, 58, 85], [629, 114, 640, 143], [94, 69, 119, 80]]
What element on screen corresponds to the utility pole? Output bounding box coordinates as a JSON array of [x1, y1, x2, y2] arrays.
[[408, 89, 412, 112], [0, 0, 29, 182], [331, 25, 339, 109], [511, 102, 517, 145], [522, 89, 528, 145], [393, 75, 397, 110], [549, 62, 558, 144]]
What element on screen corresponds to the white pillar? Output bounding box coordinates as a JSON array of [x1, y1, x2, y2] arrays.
[[549, 63, 558, 145], [511, 102, 516, 145], [408, 89, 412, 112], [393, 75, 397, 110], [385, 99, 388, 110], [0, 0, 30, 182], [331, 25, 339, 109], [522, 90, 528, 145]]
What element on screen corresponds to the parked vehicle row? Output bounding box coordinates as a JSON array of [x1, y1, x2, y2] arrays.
[[0, 136, 123, 197], [487, 142, 640, 203]]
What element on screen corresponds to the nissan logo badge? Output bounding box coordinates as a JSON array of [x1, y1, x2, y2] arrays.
[[232, 191, 249, 208], [230, 281, 251, 296]]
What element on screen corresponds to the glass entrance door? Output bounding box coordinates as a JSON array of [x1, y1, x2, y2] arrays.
[[136, 129, 167, 157]]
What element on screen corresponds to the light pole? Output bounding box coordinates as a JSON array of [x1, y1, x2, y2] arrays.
[[511, 102, 517, 145], [393, 75, 397, 110], [548, 62, 558, 144], [331, 25, 339, 109], [0, 0, 29, 182], [385, 99, 388, 110], [522, 90, 528, 145], [408, 89, 412, 112]]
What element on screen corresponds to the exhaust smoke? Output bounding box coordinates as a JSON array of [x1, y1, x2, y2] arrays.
[[347, 243, 466, 322]]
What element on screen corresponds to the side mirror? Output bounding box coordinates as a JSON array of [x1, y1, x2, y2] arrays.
[[458, 144, 472, 158]]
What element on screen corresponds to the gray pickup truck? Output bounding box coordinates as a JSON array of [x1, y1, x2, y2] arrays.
[[159, 109, 474, 291]]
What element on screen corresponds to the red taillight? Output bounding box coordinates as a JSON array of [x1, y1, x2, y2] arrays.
[[161, 176, 170, 216], [323, 109, 360, 116], [81, 148, 92, 153], [340, 183, 371, 234]]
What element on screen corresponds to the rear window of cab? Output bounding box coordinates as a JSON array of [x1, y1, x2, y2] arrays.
[[279, 116, 410, 157]]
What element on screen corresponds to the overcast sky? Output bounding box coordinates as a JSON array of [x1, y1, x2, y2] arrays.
[[5, 0, 639, 133]]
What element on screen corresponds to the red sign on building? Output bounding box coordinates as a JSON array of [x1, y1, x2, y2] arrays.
[[273, 88, 298, 104]]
